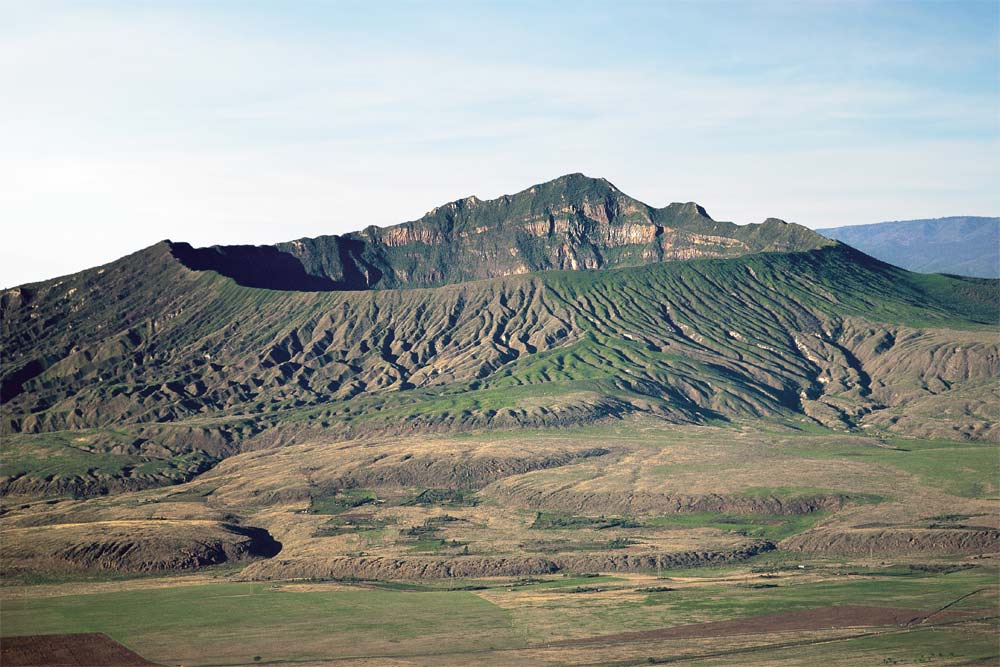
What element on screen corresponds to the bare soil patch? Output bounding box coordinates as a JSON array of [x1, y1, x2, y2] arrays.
[[1, 633, 158, 666]]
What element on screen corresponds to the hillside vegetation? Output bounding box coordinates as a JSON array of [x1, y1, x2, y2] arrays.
[[2, 176, 998, 666], [2, 178, 997, 502]]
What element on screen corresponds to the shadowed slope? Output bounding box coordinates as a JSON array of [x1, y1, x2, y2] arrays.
[[168, 242, 343, 291]]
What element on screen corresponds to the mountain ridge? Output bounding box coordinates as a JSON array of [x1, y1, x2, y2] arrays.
[[3, 176, 998, 597], [166, 173, 833, 291]]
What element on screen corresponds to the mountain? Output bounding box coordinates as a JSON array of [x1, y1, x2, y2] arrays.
[[2, 173, 998, 608], [3, 175, 997, 505], [170, 173, 832, 291], [817, 216, 1000, 279]]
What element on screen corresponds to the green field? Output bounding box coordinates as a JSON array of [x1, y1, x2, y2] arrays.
[[1, 583, 520, 665], [3, 564, 996, 666], [772, 437, 1000, 499]]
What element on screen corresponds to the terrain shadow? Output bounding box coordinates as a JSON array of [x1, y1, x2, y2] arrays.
[[224, 524, 283, 559], [169, 241, 345, 291]]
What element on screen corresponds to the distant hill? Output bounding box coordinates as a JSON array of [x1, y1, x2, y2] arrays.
[[817, 217, 1000, 278]]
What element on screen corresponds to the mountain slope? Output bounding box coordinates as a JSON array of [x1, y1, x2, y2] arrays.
[[2, 175, 998, 500], [171, 173, 832, 291], [3, 240, 997, 499], [2, 175, 998, 590], [818, 216, 1000, 278]]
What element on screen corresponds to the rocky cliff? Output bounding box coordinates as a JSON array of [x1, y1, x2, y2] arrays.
[[171, 173, 833, 290]]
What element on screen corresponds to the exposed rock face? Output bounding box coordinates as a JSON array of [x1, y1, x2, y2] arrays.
[[1, 521, 282, 575], [170, 174, 833, 291], [554, 541, 775, 572], [781, 528, 1000, 555], [238, 541, 775, 580]]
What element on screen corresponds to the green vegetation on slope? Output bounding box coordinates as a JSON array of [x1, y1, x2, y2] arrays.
[[3, 217, 997, 497], [1, 430, 218, 498], [769, 436, 1000, 499]]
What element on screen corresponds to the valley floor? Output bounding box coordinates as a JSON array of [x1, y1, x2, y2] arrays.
[[1, 558, 997, 666], [2, 420, 997, 666]]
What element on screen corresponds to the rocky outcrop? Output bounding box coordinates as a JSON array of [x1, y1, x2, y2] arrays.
[[0, 521, 282, 575], [237, 541, 775, 580], [378, 224, 445, 248], [169, 174, 832, 292], [781, 528, 1000, 556], [54, 524, 281, 571], [483, 487, 847, 516], [552, 541, 775, 572]]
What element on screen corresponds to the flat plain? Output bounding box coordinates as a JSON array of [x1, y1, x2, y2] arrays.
[[2, 421, 998, 666], [2, 556, 996, 665]]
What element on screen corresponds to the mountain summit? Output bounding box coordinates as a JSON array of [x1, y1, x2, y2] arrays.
[[169, 174, 833, 291]]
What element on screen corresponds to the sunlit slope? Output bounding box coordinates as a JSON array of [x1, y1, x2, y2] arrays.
[[2, 241, 997, 497], [3, 243, 996, 437]]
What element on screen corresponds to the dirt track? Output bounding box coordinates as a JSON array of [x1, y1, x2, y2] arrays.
[[0, 633, 158, 666]]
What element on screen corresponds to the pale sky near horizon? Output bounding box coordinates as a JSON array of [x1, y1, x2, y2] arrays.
[[2, 0, 998, 287]]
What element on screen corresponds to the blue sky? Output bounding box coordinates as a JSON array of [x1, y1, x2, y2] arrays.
[[2, 0, 997, 286]]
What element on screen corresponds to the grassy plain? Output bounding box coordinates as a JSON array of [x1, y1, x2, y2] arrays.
[[2, 561, 996, 666]]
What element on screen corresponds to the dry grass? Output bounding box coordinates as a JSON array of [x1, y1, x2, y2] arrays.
[[3, 421, 996, 581]]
